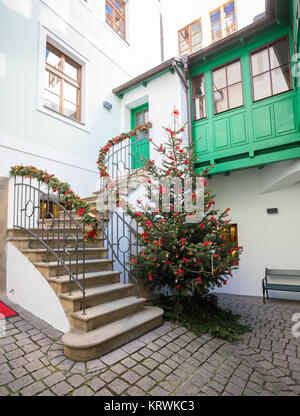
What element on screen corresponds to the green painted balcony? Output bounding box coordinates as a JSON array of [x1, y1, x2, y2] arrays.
[[191, 19, 300, 175]]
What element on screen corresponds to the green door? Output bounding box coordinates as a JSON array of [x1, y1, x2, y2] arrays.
[[131, 104, 149, 169]]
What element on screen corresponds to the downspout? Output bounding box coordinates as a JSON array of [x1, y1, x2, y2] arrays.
[[158, 0, 165, 63], [172, 56, 193, 148], [181, 55, 193, 149]]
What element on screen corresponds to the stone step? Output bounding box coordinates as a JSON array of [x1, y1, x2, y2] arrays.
[[69, 296, 145, 332], [62, 306, 163, 361], [59, 283, 133, 312], [21, 247, 108, 263], [8, 236, 104, 250], [47, 270, 121, 294], [7, 228, 103, 239], [34, 258, 113, 278]]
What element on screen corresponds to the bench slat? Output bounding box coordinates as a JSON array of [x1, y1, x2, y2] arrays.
[[267, 269, 300, 277], [265, 284, 300, 292]]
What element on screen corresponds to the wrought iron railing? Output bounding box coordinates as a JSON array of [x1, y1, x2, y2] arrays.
[[98, 133, 151, 297], [13, 176, 87, 314]]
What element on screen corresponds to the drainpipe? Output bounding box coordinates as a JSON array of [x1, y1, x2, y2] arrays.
[[158, 0, 165, 63], [181, 55, 193, 149], [172, 56, 193, 149]]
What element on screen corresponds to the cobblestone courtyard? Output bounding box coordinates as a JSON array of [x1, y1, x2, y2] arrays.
[[0, 294, 300, 397]]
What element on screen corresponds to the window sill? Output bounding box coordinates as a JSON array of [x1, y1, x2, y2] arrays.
[[37, 106, 90, 133]]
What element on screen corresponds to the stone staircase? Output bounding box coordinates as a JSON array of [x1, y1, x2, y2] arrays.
[[7, 173, 163, 361]]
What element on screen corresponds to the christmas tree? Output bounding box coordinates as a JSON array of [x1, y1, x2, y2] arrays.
[[128, 109, 243, 302]]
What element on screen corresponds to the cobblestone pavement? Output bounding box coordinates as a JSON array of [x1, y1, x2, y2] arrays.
[[0, 294, 299, 396]]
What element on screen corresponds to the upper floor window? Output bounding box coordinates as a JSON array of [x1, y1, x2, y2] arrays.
[[250, 37, 293, 102], [210, 1, 237, 43], [212, 58, 243, 114], [105, 0, 126, 40], [178, 18, 202, 56], [192, 74, 206, 121], [45, 43, 82, 121]]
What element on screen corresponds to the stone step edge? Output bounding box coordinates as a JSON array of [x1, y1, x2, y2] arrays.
[[62, 306, 163, 350], [69, 296, 146, 322]]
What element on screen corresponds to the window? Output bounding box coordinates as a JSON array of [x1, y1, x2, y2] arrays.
[[225, 224, 238, 245], [178, 18, 202, 56], [105, 0, 126, 40], [210, 1, 237, 43], [250, 37, 293, 102], [44, 43, 82, 121], [192, 74, 206, 121], [212, 59, 243, 114]]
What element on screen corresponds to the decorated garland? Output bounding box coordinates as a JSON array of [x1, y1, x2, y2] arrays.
[[97, 122, 152, 177], [9, 165, 100, 242], [10, 123, 152, 242]]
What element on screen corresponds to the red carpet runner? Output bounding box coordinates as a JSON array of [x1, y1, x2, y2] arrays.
[[0, 301, 18, 318]]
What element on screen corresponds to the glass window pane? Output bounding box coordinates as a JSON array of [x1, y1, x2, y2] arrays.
[[228, 83, 243, 109], [227, 60, 241, 85], [115, 14, 125, 37], [44, 71, 61, 97], [269, 38, 289, 69], [214, 88, 228, 113], [213, 67, 226, 90], [65, 59, 78, 80], [46, 47, 62, 71], [224, 1, 235, 16], [192, 43, 202, 53], [193, 75, 206, 119], [253, 72, 272, 100], [210, 10, 221, 23], [251, 48, 269, 76], [64, 82, 78, 104], [195, 97, 206, 120], [192, 33, 202, 46], [212, 22, 222, 41], [105, 2, 113, 24], [44, 90, 60, 112], [271, 65, 291, 95], [191, 21, 201, 35], [114, 0, 124, 13], [63, 100, 77, 119], [144, 109, 149, 123]]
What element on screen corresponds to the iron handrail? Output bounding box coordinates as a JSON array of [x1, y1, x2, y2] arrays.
[[13, 176, 87, 315]]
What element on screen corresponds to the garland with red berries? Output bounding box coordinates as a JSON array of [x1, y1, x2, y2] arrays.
[[97, 122, 152, 177], [9, 165, 100, 242]]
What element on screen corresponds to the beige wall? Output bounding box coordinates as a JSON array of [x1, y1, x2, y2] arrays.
[[0, 177, 8, 296]]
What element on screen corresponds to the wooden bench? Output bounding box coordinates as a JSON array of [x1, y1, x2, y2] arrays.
[[262, 268, 300, 303]]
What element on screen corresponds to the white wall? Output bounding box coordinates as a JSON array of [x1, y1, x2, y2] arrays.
[[6, 242, 70, 333], [161, 0, 266, 59], [0, 0, 162, 182], [120, 71, 188, 165], [209, 164, 300, 300]]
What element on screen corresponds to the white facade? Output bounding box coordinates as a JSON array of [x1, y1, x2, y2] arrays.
[[161, 0, 266, 59], [0, 0, 162, 191], [210, 163, 300, 300]]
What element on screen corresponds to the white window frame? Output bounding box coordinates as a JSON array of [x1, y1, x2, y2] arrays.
[[37, 23, 90, 132]]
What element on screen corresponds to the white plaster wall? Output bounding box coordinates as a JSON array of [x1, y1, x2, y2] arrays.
[[6, 242, 70, 333], [120, 71, 188, 166], [0, 0, 162, 176], [161, 0, 266, 60], [209, 164, 300, 300]]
